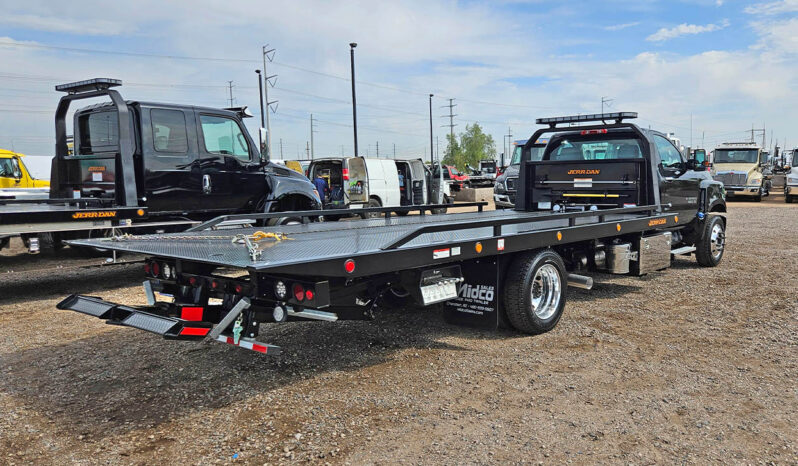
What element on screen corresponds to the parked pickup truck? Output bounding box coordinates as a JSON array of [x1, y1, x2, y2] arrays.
[[711, 142, 771, 201], [0, 78, 320, 254], [57, 112, 728, 356], [494, 139, 547, 209]]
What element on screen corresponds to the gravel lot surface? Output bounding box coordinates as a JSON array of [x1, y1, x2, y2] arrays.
[[1, 197, 796, 464]]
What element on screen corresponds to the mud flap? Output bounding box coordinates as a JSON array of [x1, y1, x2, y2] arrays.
[[443, 257, 507, 330]]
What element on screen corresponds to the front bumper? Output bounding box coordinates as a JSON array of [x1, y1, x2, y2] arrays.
[[493, 193, 516, 208], [724, 186, 762, 196], [786, 185, 798, 196]]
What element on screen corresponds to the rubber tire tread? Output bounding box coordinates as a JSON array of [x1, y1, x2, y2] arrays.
[[695, 215, 725, 267], [503, 249, 567, 335]]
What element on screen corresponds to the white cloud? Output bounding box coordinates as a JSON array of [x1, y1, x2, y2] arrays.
[[744, 0, 798, 15], [604, 22, 640, 31], [646, 19, 730, 42], [0, 13, 132, 36]]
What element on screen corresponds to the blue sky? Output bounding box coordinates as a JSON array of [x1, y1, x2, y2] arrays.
[[1, 0, 796, 176]]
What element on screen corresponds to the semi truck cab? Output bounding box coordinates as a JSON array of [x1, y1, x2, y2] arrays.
[[785, 151, 798, 203], [711, 142, 771, 201]]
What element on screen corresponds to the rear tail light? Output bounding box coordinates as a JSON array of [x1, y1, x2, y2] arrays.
[[342, 168, 350, 180], [211, 280, 220, 290], [293, 283, 305, 301], [305, 289, 314, 301], [151, 261, 160, 277], [143, 263, 151, 275], [234, 284, 244, 294], [188, 276, 198, 286]]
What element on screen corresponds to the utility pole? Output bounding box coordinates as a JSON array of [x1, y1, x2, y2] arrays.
[[436, 136, 439, 160], [441, 98, 457, 144], [227, 81, 235, 107], [393, 143, 396, 158], [601, 96, 613, 114], [429, 94, 434, 165], [505, 127, 513, 153], [376, 141, 379, 157], [690, 113, 693, 148], [349, 43, 359, 157], [309, 114, 317, 160], [279, 138, 283, 159], [262, 45, 278, 157], [306, 141, 310, 158]]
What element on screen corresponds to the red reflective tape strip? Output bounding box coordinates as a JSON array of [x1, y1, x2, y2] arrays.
[[181, 306, 204, 321], [251, 344, 268, 354], [179, 327, 210, 336]]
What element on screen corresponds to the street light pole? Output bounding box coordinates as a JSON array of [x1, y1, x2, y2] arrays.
[[350, 43, 359, 157], [429, 94, 434, 166]]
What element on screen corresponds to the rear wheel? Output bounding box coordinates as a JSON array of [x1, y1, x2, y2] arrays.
[[503, 249, 567, 334], [786, 196, 794, 204], [361, 198, 382, 219], [267, 216, 303, 226], [695, 215, 725, 267]]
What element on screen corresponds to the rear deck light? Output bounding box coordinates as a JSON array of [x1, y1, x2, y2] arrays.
[[305, 289, 314, 301], [342, 168, 350, 180], [580, 129, 608, 135], [344, 259, 356, 273], [293, 283, 305, 302], [274, 281, 287, 299]]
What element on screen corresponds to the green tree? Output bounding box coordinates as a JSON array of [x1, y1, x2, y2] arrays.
[[442, 123, 497, 171]]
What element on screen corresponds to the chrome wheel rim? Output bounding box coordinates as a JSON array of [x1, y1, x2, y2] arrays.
[[710, 223, 725, 260], [530, 264, 562, 320]]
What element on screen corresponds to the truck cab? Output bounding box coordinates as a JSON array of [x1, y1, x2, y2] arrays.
[[0, 149, 50, 190], [785, 150, 798, 203], [49, 79, 319, 222], [711, 142, 771, 201]]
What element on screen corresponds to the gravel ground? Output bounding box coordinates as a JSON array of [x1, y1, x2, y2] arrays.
[[1, 196, 796, 465]]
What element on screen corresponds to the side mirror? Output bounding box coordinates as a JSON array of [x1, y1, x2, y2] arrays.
[[11, 157, 22, 180], [685, 158, 703, 171], [259, 128, 269, 163]]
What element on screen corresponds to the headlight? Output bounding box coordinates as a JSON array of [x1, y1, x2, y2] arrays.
[[495, 181, 506, 193], [787, 176, 798, 185], [749, 178, 762, 185]]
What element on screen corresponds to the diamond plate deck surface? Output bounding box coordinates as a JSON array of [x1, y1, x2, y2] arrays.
[[68, 210, 650, 271]]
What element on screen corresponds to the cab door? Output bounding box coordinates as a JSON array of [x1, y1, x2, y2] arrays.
[[196, 113, 266, 212], [426, 160, 445, 205], [654, 134, 701, 212], [0, 157, 22, 188]]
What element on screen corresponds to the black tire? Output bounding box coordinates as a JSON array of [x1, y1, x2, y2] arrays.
[[396, 210, 409, 217], [503, 249, 567, 334], [695, 215, 725, 267], [753, 195, 761, 202], [267, 216, 304, 226], [786, 196, 793, 204], [323, 214, 342, 221], [361, 198, 382, 219]]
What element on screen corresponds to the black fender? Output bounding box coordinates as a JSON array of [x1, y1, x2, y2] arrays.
[[261, 166, 321, 212], [700, 179, 726, 212]]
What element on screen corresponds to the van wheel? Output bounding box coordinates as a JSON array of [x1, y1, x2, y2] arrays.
[[753, 195, 762, 202], [503, 249, 567, 334], [786, 196, 794, 204], [695, 215, 725, 267], [268, 217, 303, 226], [396, 210, 409, 217], [361, 198, 382, 219]]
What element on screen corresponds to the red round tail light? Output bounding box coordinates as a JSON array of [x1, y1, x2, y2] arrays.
[[151, 261, 160, 277], [305, 289, 314, 301], [344, 259, 356, 274], [189, 276, 198, 286], [211, 280, 220, 290], [234, 284, 243, 294], [293, 283, 305, 301], [143, 263, 151, 275]]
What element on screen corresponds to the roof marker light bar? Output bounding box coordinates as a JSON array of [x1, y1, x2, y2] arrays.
[[55, 78, 122, 94], [536, 112, 638, 126]]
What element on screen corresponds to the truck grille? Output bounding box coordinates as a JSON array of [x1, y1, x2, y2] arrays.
[[506, 177, 518, 192], [713, 173, 746, 186]]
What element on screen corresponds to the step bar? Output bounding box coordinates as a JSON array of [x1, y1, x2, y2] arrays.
[[56, 294, 280, 354]]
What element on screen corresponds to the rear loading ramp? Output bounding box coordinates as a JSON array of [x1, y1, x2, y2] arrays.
[[65, 206, 683, 278]]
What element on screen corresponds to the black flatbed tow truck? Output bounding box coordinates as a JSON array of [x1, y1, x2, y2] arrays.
[[58, 112, 728, 355]]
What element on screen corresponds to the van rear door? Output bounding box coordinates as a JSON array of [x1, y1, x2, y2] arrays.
[[345, 157, 368, 204]]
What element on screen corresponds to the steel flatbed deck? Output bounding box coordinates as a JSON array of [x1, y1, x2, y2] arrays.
[[67, 205, 681, 278]]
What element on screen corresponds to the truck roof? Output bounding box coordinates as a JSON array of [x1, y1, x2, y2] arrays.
[[76, 100, 242, 118]]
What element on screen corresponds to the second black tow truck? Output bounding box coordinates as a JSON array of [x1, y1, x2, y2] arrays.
[[57, 112, 727, 355]]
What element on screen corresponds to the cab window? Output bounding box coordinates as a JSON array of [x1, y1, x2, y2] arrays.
[[151, 109, 188, 153], [77, 110, 118, 154], [0, 158, 20, 178], [548, 137, 643, 161], [199, 115, 250, 160], [653, 135, 684, 168]]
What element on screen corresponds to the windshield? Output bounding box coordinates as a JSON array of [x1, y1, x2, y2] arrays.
[[792, 153, 798, 167], [714, 149, 758, 164], [78, 111, 119, 154], [481, 161, 496, 173], [547, 137, 642, 161], [510, 145, 545, 165]]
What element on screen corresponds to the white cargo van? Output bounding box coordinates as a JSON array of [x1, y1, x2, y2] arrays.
[[307, 157, 399, 219]]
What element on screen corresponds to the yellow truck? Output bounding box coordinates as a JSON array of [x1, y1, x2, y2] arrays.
[[0, 149, 50, 189], [711, 142, 771, 202]]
